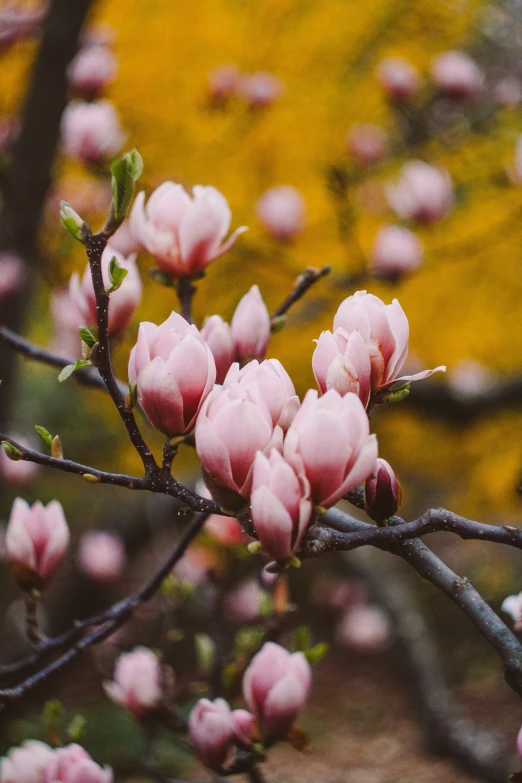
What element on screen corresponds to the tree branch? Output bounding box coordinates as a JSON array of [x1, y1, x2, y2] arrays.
[[270, 265, 331, 324]]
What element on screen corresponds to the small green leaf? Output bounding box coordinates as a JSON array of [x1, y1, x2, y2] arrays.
[[1, 441, 22, 460], [35, 426, 53, 454], [125, 381, 137, 411], [195, 633, 215, 674], [234, 626, 265, 656], [58, 360, 91, 383], [67, 714, 87, 742], [259, 592, 273, 617], [79, 326, 97, 348], [110, 148, 143, 226], [105, 255, 128, 293], [292, 625, 312, 653], [148, 268, 177, 288], [304, 642, 329, 665], [60, 201, 90, 244]]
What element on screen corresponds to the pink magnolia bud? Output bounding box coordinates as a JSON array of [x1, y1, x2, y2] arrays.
[[0, 253, 24, 299], [431, 51, 484, 101], [370, 225, 423, 278], [283, 389, 378, 508], [364, 458, 402, 522], [195, 383, 283, 508], [251, 450, 312, 562], [239, 72, 283, 107], [223, 579, 265, 624], [387, 160, 454, 224], [223, 359, 299, 430], [208, 64, 240, 101], [336, 605, 392, 653], [347, 123, 389, 166], [43, 745, 112, 783], [0, 741, 55, 783], [67, 45, 117, 100], [230, 285, 271, 363], [69, 245, 142, 336], [6, 498, 70, 590], [376, 57, 420, 102], [501, 592, 522, 631], [103, 646, 163, 716], [201, 315, 234, 384], [77, 532, 125, 583], [327, 291, 446, 401], [196, 481, 244, 547], [0, 437, 39, 486], [129, 183, 246, 278], [129, 312, 216, 436], [189, 698, 253, 770], [243, 642, 311, 737], [110, 220, 143, 257], [60, 100, 125, 164], [255, 186, 305, 242]]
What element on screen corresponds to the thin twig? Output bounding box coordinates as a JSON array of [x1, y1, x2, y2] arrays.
[[176, 277, 196, 324], [270, 265, 331, 324]]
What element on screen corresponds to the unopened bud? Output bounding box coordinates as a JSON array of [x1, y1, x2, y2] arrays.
[[2, 441, 22, 460], [60, 201, 90, 244], [82, 473, 100, 484], [365, 458, 402, 523], [51, 436, 63, 460]]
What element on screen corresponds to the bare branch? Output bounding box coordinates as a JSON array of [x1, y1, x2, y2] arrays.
[[270, 265, 331, 324]]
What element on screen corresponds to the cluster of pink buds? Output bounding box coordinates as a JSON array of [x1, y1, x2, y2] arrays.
[[387, 160, 454, 224], [60, 101, 125, 165], [207, 65, 283, 108], [189, 699, 253, 769], [255, 186, 306, 242], [0, 742, 112, 783], [103, 647, 164, 716]]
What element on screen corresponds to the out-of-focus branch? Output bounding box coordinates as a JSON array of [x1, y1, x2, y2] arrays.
[[270, 265, 331, 324], [406, 376, 522, 424]]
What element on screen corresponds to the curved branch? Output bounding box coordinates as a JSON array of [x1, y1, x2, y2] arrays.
[[270, 265, 331, 324]]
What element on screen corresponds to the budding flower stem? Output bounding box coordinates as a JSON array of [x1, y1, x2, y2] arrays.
[[25, 593, 42, 648], [176, 276, 197, 325], [270, 265, 331, 325]]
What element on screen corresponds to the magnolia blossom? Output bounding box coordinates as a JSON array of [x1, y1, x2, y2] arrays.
[[60, 100, 125, 164], [243, 642, 311, 737], [195, 382, 283, 508], [431, 51, 484, 100], [239, 72, 283, 107], [49, 288, 84, 358], [67, 45, 117, 99], [110, 220, 143, 257], [77, 532, 125, 583], [223, 579, 265, 624], [0, 741, 55, 783], [376, 57, 420, 101], [43, 745, 112, 783], [130, 183, 246, 278], [223, 360, 299, 431], [501, 592, 522, 631], [0, 253, 24, 299], [196, 481, 244, 547], [6, 498, 70, 590], [128, 312, 216, 436], [172, 546, 217, 586], [365, 458, 402, 523], [347, 123, 389, 166], [370, 225, 423, 278], [201, 315, 235, 384], [255, 186, 305, 242], [189, 698, 253, 770], [230, 285, 271, 363], [104, 647, 163, 715], [251, 450, 312, 562], [387, 160, 454, 223], [69, 245, 142, 336], [336, 606, 392, 653], [208, 64, 240, 101]]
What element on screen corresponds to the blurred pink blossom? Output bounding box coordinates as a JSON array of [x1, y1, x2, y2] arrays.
[[103, 646, 163, 716], [336, 605, 392, 653], [376, 57, 421, 101], [0, 437, 39, 486], [60, 100, 125, 164], [387, 160, 454, 223], [77, 532, 125, 583], [207, 64, 240, 101], [189, 698, 253, 769], [68, 45, 117, 99], [0, 740, 55, 783], [431, 51, 484, 101], [239, 72, 283, 107], [347, 123, 389, 166], [0, 253, 25, 299], [223, 579, 265, 623], [43, 745, 112, 783], [255, 186, 306, 242], [370, 225, 423, 278]]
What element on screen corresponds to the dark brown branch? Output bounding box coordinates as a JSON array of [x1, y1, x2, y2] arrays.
[[270, 265, 331, 324], [176, 277, 196, 324]]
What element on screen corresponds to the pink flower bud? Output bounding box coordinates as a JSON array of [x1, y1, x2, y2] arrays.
[[196, 481, 244, 547], [67, 45, 117, 100], [255, 186, 305, 242], [431, 51, 484, 101], [346, 123, 389, 166], [501, 592, 522, 631], [251, 450, 312, 562], [327, 291, 446, 400], [69, 245, 142, 336], [6, 498, 70, 590], [0, 437, 39, 486], [207, 64, 240, 101], [223, 359, 299, 431], [110, 220, 143, 257], [364, 458, 402, 522], [223, 579, 265, 624], [43, 745, 112, 783], [370, 225, 423, 278], [60, 101, 125, 164], [0, 740, 55, 783], [0, 253, 24, 299], [239, 72, 283, 107], [230, 285, 271, 363], [196, 382, 283, 508], [103, 646, 163, 716], [243, 642, 311, 737], [387, 160, 454, 224], [376, 57, 420, 102], [201, 315, 234, 384], [188, 698, 253, 770], [129, 312, 216, 436], [283, 389, 378, 508], [129, 183, 246, 278], [77, 532, 125, 583], [336, 606, 392, 653]]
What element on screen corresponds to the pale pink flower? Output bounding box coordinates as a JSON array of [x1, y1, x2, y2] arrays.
[[501, 592, 522, 631], [68, 45, 117, 99], [370, 225, 423, 277], [0, 253, 24, 299], [208, 64, 240, 101], [239, 72, 283, 107], [43, 745, 112, 783], [347, 124, 389, 166], [431, 51, 484, 101], [128, 312, 216, 436], [130, 183, 246, 278], [376, 57, 421, 101], [336, 606, 392, 653], [6, 498, 70, 590], [223, 579, 265, 624], [223, 359, 299, 431], [103, 646, 163, 716], [60, 100, 125, 164], [243, 642, 311, 737], [448, 359, 493, 399], [255, 186, 305, 242], [189, 698, 253, 770], [365, 458, 402, 523], [251, 450, 312, 562], [110, 220, 142, 257], [0, 740, 55, 783], [283, 389, 378, 508], [201, 315, 235, 384], [0, 437, 39, 486], [230, 285, 271, 363], [77, 532, 125, 583], [49, 288, 83, 358], [387, 160, 454, 223], [69, 245, 141, 336]]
